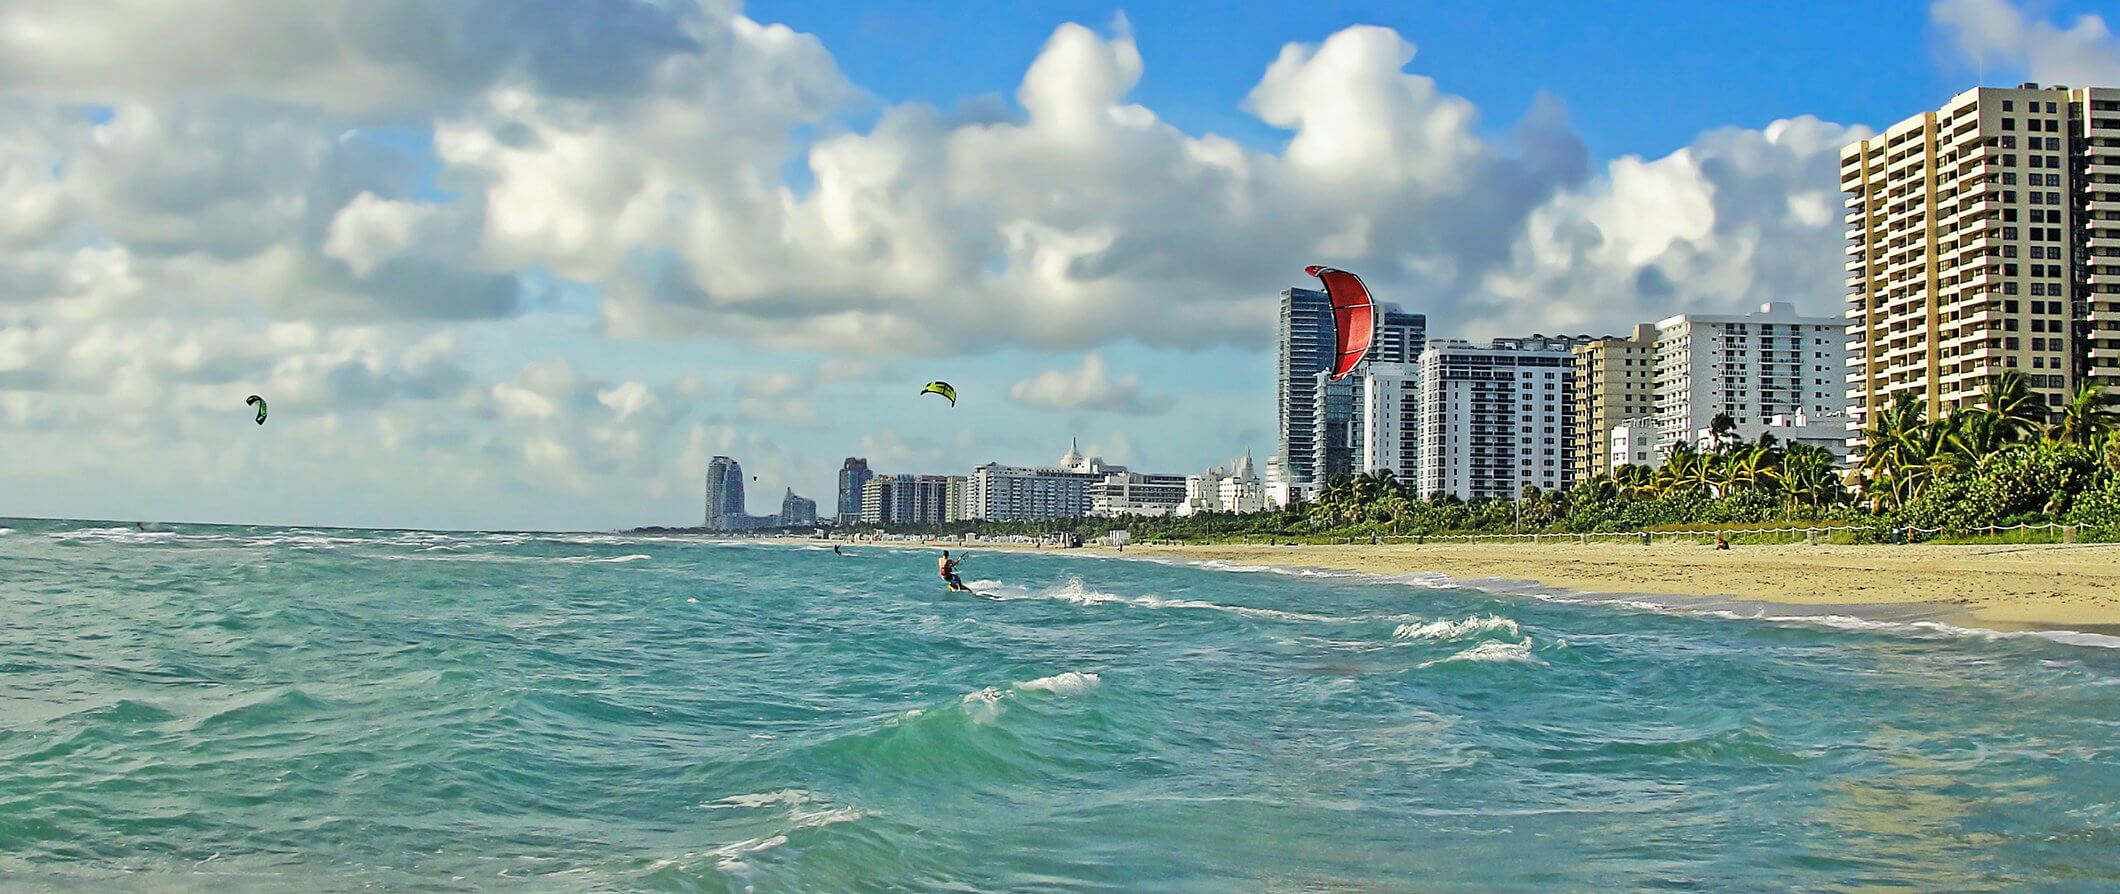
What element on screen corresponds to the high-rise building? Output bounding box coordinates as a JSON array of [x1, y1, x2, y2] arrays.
[[1310, 368, 1358, 482], [1653, 302, 1847, 454], [836, 457, 871, 522], [1278, 286, 1425, 486], [906, 475, 952, 524], [1359, 361, 1420, 483], [704, 455, 746, 531], [945, 476, 968, 522], [860, 475, 892, 525], [1569, 324, 1658, 481], [1843, 83, 2120, 442], [1416, 335, 1591, 500], [779, 488, 818, 527]]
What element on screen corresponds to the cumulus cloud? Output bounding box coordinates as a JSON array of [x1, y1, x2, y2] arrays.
[[1010, 354, 1171, 415], [0, 0, 702, 115], [0, 0, 2058, 526], [1933, 0, 2120, 87]]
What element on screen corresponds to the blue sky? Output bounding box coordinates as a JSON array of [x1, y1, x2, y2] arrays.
[[0, 0, 2114, 529], [760, 0, 2025, 156]]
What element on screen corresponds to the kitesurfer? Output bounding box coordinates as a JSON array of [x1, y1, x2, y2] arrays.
[[938, 550, 967, 591], [833, 544, 844, 556]]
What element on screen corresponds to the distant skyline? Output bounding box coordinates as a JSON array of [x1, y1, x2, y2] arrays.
[[2, 0, 2117, 530]]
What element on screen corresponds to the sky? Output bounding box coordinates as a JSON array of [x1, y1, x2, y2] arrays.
[[2, 0, 2119, 531]]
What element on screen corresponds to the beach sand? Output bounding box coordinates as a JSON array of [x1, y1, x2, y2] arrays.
[[1106, 540, 2120, 632]]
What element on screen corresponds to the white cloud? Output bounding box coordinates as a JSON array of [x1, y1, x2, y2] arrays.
[[1010, 353, 1171, 415], [0, 0, 2047, 527], [1932, 0, 2120, 87]]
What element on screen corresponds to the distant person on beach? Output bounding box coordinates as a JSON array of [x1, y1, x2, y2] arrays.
[[1714, 533, 1731, 551], [938, 550, 968, 590]]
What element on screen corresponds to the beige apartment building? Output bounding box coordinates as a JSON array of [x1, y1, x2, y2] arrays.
[[1842, 83, 2120, 440], [1569, 324, 1657, 479]]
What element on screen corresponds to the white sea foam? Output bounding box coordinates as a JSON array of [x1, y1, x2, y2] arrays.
[[706, 796, 865, 881], [1015, 671, 1102, 695], [1420, 640, 1539, 668], [1154, 549, 2120, 652], [1394, 615, 1522, 642], [555, 553, 651, 564], [708, 790, 812, 809], [987, 577, 1341, 623]]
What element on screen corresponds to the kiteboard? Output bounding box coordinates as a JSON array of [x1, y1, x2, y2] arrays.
[[943, 585, 999, 600]]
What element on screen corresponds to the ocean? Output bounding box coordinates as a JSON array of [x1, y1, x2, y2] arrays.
[[1, 518, 2116, 891]]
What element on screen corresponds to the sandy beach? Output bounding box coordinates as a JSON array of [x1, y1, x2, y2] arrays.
[[1095, 540, 2120, 632]]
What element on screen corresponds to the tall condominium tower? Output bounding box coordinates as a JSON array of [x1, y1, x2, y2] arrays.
[[836, 457, 871, 522], [704, 455, 746, 531], [1842, 83, 2120, 437], [1278, 286, 1425, 485]]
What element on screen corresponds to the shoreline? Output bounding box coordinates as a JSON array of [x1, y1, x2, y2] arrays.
[[850, 538, 2120, 634]]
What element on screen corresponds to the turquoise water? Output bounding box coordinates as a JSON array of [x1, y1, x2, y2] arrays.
[[1, 519, 2116, 892]]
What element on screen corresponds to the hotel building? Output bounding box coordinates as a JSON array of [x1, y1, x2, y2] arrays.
[[1842, 83, 2120, 438]]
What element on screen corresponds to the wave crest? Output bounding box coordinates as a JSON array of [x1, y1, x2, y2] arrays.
[[1394, 615, 1522, 642], [1420, 640, 1539, 668]]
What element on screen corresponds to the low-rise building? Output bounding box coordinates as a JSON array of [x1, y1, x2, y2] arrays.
[[1091, 471, 1188, 516]]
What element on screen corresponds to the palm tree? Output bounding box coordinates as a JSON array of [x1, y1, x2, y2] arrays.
[[1374, 492, 1412, 533], [1772, 443, 1843, 511], [1971, 370, 2047, 443], [1730, 443, 1778, 493], [1613, 464, 1653, 499], [1661, 442, 1707, 496], [1709, 412, 1741, 454], [1948, 411, 2009, 464], [2050, 382, 2120, 446], [1858, 393, 1928, 510]]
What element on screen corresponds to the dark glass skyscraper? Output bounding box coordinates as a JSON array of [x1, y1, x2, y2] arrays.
[[1279, 287, 1425, 485], [705, 455, 746, 531], [836, 457, 872, 523]]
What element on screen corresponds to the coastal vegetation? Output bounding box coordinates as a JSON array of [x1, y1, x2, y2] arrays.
[[854, 372, 2120, 545]]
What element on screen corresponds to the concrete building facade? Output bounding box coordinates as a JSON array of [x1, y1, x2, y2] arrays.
[[1653, 302, 1848, 454], [1842, 83, 2120, 441], [1569, 324, 1657, 481], [1416, 336, 1590, 500], [836, 457, 871, 523], [1358, 361, 1421, 484], [1279, 286, 1426, 486], [704, 455, 746, 531]]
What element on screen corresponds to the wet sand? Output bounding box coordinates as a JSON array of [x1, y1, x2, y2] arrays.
[[1113, 540, 2120, 632]]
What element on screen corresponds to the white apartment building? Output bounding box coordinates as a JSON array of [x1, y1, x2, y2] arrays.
[[1359, 362, 1420, 483], [1417, 336, 1590, 500], [1608, 417, 1658, 472], [1090, 472, 1188, 517], [1653, 302, 1848, 454], [967, 463, 1095, 520], [1843, 83, 2120, 439], [965, 441, 1114, 521], [1262, 455, 1300, 509], [1178, 453, 1266, 515]]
